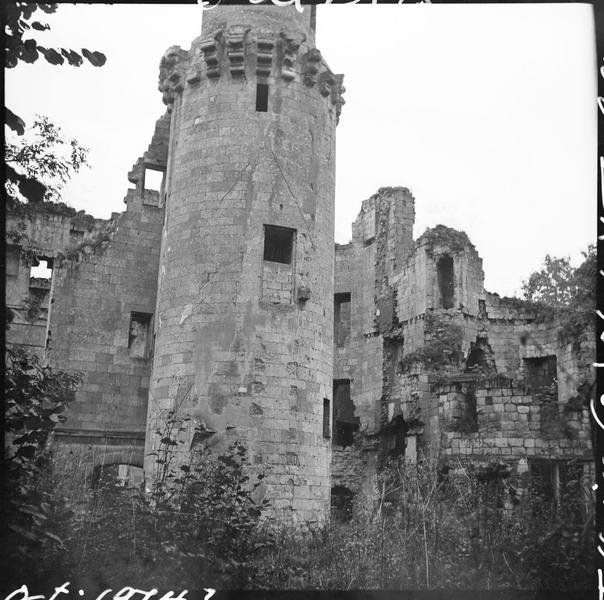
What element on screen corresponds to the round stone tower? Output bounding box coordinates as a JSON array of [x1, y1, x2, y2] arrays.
[[145, 5, 344, 524]]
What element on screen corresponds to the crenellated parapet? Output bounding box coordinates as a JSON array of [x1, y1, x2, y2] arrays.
[[157, 26, 345, 122]]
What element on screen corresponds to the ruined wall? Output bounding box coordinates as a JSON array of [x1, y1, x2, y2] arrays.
[[331, 188, 415, 501], [6, 206, 105, 358], [146, 5, 344, 524], [5, 114, 170, 477]]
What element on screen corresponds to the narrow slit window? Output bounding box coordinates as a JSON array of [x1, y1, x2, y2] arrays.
[[437, 255, 454, 309], [263, 225, 295, 264], [323, 398, 331, 439], [256, 83, 269, 112]]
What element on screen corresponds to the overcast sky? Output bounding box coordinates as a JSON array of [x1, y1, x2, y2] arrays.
[[5, 3, 596, 297]]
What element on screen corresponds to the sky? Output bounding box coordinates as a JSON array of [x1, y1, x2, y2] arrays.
[[5, 2, 597, 297]]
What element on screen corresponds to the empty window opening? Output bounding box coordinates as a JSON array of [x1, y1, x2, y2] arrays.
[[256, 83, 269, 112], [30, 258, 53, 280], [437, 255, 454, 309], [333, 379, 358, 447], [263, 225, 295, 264], [334, 292, 351, 347], [465, 338, 496, 374], [144, 168, 164, 192], [323, 398, 331, 439], [331, 486, 353, 521], [523, 355, 557, 393], [128, 312, 152, 358]]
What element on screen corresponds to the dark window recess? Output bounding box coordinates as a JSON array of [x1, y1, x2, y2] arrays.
[[334, 292, 351, 347], [323, 398, 331, 439], [263, 225, 295, 264], [310, 5, 317, 32], [437, 255, 454, 309], [523, 355, 557, 393], [129, 312, 152, 358], [465, 338, 496, 374], [331, 486, 353, 522], [477, 464, 509, 509], [333, 379, 359, 447], [256, 83, 269, 112], [363, 236, 375, 247]]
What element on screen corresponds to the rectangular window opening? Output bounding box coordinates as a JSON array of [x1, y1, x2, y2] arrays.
[[334, 292, 351, 347], [323, 398, 331, 439], [437, 254, 454, 309], [129, 312, 152, 358], [256, 83, 269, 112], [30, 258, 53, 280], [263, 225, 295, 264], [523, 355, 557, 393], [333, 379, 358, 446], [143, 168, 164, 192]]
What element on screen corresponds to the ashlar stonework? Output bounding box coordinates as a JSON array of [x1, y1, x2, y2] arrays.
[[5, 5, 593, 524]]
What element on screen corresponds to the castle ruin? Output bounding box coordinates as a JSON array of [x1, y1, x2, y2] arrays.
[[5, 5, 594, 524]]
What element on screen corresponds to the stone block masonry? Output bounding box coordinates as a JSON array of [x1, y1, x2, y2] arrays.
[[145, 4, 344, 525]]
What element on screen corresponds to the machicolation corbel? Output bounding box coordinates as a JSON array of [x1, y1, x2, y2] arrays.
[[226, 26, 250, 77], [278, 29, 305, 81], [199, 30, 224, 80]]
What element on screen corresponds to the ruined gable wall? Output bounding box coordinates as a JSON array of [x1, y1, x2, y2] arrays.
[[46, 114, 170, 472], [6, 206, 107, 358]]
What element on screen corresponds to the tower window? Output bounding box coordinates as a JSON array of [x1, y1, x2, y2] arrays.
[[256, 83, 269, 112], [437, 255, 454, 309], [323, 398, 331, 439], [263, 225, 295, 264]]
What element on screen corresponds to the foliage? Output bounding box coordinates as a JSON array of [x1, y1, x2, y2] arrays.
[[400, 311, 464, 373], [5, 2, 105, 204], [46, 409, 271, 591], [521, 246, 595, 307], [418, 225, 473, 255], [1, 346, 81, 586], [252, 457, 593, 590], [4, 3, 106, 70], [6, 116, 89, 205]]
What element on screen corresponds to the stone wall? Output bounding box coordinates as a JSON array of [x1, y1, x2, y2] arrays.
[[146, 5, 344, 525]]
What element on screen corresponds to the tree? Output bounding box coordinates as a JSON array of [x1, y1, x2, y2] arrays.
[[1, 347, 81, 587], [521, 245, 596, 309], [6, 116, 89, 206], [4, 2, 106, 203]]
